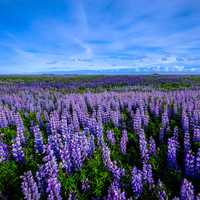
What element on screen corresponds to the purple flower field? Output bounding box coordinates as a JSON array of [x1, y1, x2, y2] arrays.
[[1, 75, 200, 199]]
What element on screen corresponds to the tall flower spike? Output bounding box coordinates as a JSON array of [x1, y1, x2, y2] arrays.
[[131, 167, 143, 199], [195, 148, 200, 178], [21, 171, 40, 200], [33, 125, 44, 154], [180, 179, 194, 200], [139, 129, 149, 161], [106, 180, 126, 200], [46, 177, 62, 200], [120, 129, 128, 154], [142, 162, 154, 186], [0, 141, 8, 162], [167, 137, 177, 169], [106, 130, 116, 145], [12, 135, 24, 162], [185, 150, 195, 177], [149, 136, 156, 156]]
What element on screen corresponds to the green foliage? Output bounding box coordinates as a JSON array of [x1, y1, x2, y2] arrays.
[[160, 82, 191, 90], [0, 161, 23, 199], [58, 150, 112, 199], [1, 127, 16, 145]]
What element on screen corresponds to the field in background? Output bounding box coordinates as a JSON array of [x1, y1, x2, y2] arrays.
[[1, 75, 200, 199]]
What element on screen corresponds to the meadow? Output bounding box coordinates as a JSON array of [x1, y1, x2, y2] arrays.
[[1, 75, 200, 200]]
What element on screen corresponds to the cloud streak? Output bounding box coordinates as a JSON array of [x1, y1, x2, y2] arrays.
[[0, 0, 200, 73]]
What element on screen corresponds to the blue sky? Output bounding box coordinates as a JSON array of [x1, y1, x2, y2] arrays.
[[0, 0, 200, 74]]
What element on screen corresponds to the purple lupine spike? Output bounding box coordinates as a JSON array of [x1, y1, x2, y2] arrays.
[[195, 148, 200, 178], [131, 167, 143, 199], [21, 171, 40, 200], [167, 137, 177, 169], [43, 144, 59, 177], [149, 136, 156, 156], [17, 125, 26, 145], [142, 162, 154, 186], [133, 109, 142, 133], [87, 134, 95, 157], [120, 129, 128, 154], [48, 134, 61, 159], [60, 142, 73, 174], [184, 131, 191, 153], [106, 130, 116, 145], [185, 150, 195, 177], [193, 126, 200, 142], [139, 129, 149, 161], [71, 134, 83, 170], [33, 125, 44, 154], [161, 110, 169, 128], [36, 144, 61, 197], [105, 180, 126, 200], [111, 110, 120, 128], [0, 110, 8, 128], [0, 141, 8, 162], [102, 144, 124, 181], [180, 179, 194, 200], [182, 111, 189, 132], [46, 177, 62, 200], [12, 135, 25, 162], [96, 125, 104, 146]]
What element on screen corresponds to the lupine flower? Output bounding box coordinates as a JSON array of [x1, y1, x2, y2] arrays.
[[161, 110, 169, 128], [149, 136, 156, 156], [142, 162, 154, 186], [184, 131, 191, 153], [180, 179, 194, 200], [195, 148, 200, 178], [0, 141, 8, 162], [12, 135, 24, 162], [193, 126, 200, 142], [167, 137, 177, 169], [185, 150, 195, 177], [111, 111, 120, 128], [105, 180, 126, 200], [36, 144, 60, 195], [46, 177, 62, 200], [182, 111, 189, 132], [102, 144, 125, 180], [139, 129, 149, 161], [133, 109, 142, 132], [106, 130, 116, 145], [32, 125, 44, 154], [131, 167, 143, 199], [96, 125, 104, 146], [120, 129, 128, 154], [60, 142, 73, 174], [21, 171, 40, 200], [17, 125, 26, 145]]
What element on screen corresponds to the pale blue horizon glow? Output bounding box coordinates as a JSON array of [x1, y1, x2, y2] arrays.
[[0, 0, 200, 74]]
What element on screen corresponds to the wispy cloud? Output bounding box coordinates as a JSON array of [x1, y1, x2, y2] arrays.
[[0, 0, 200, 73]]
